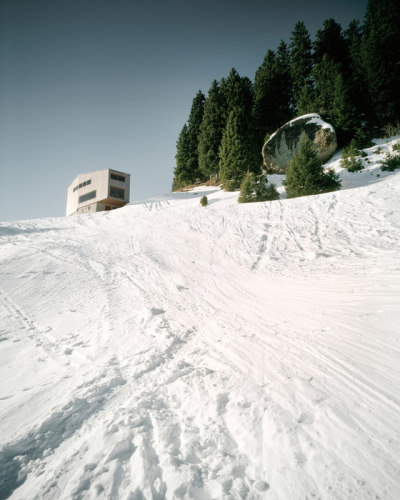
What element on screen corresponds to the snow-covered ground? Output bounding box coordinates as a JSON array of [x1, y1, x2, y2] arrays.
[[1, 138, 400, 499]]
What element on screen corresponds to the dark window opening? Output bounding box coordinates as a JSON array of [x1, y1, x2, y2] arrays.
[[110, 173, 126, 182], [74, 179, 91, 192], [110, 186, 124, 199], [79, 190, 96, 203]]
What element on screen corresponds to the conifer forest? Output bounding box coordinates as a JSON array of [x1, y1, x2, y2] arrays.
[[172, 0, 400, 196]]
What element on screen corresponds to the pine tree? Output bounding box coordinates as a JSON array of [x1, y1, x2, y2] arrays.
[[238, 172, 279, 203], [218, 108, 261, 191], [312, 54, 341, 121], [198, 80, 225, 179], [187, 90, 205, 180], [290, 21, 313, 113], [252, 50, 277, 143], [284, 134, 340, 198], [331, 73, 358, 144], [362, 0, 400, 126], [172, 124, 192, 190], [238, 171, 254, 203], [345, 19, 369, 122], [253, 42, 293, 145], [313, 18, 348, 68], [297, 84, 316, 115], [276, 40, 294, 118], [220, 68, 254, 121]]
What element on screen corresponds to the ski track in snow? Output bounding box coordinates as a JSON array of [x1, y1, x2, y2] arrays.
[[0, 139, 400, 499]]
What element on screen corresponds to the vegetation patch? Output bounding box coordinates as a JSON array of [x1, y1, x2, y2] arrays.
[[284, 135, 340, 198], [238, 172, 279, 203], [340, 140, 364, 172], [380, 143, 400, 171], [200, 196, 208, 206]]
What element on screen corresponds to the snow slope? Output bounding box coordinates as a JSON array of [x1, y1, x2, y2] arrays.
[[1, 139, 400, 499]]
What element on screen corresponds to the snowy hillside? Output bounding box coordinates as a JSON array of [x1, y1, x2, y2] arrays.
[[1, 138, 400, 499]]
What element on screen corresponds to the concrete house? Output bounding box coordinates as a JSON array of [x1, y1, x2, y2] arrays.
[[66, 169, 130, 216]]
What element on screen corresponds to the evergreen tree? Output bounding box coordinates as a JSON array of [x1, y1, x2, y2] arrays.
[[187, 90, 205, 180], [238, 171, 254, 203], [252, 50, 277, 142], [345, 19, 369, 122], [297, 84, 316, 115], [276, 40, 294, 118], [238, 172, 279, 203], [253, 42, 293, 145], [198, 80, 225, 179], [172, 124, 193, 190], [362, 0, 400, 126], [220, 68, 254, 121], [284, 134, 340, 198], [290, 21, 313, 112], [313, 18, 348, 68], [332, 73, 358, 144], [218, 108, 261, 190], [312, 54, 341, 121]]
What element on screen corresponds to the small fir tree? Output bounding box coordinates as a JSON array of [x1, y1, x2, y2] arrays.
[[284, 134, 340, 198], [238, 172, 279, 203], [200, 195, 208, 206], [238, 171, 254, 203], [340, 140, 364, 171]]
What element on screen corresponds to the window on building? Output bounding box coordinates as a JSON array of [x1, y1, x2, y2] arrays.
[[74, 179, 92, 193], [110, 173, 125, 182], [79, 190, 96, 203], [110, 186, 124, 199]]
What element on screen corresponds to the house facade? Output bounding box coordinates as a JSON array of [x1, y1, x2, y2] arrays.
[[66, 169, 130, 216]]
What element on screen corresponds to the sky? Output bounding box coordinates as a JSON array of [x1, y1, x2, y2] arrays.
[[0, 0, 368, 222]]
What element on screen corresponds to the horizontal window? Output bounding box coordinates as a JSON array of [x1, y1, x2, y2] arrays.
[[73, 179, 92, 192], [110, 173, 125, 182], [110, 186, 124, 199], [79, 190, 96, 203]]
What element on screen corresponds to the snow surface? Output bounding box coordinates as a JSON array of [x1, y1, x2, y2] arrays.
[[1, 138, 400, 499]]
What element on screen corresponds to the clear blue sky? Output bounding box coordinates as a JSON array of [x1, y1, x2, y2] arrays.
[[0, 0, 367, 222]]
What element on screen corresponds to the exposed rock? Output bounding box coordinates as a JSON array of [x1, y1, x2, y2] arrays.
[[262, 113, 337, 173]]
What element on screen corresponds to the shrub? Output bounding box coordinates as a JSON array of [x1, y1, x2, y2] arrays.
[[382, 121, 400, 138], [238, 172, 279, 203], [200, 195, 208, 206], [284, 135, 340, 198], [380, 152, 400, 171], [392, 141, 400, 153], [340, 140, 364, 172], [222, 179, 238, 192], [353, 128, 374, 149], [375, 146, 383, 154]]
